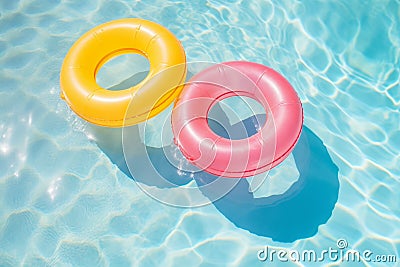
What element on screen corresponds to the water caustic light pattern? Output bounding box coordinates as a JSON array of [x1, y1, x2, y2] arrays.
[[0, 0, 399, 266]]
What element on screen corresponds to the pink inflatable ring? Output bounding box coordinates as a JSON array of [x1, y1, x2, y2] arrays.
[[172, 61, 303, 178]]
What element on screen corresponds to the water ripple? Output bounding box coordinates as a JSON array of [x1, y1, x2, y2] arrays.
[[0, 0, 399, 266]]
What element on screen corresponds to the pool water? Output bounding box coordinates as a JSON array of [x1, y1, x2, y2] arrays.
[[0, 0, 399, 266]]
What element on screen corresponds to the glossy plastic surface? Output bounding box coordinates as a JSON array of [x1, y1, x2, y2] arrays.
[[172, 61, 303, 177], [60, 18, 186, 127]]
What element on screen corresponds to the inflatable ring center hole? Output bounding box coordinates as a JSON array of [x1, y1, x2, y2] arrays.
[[96, 53, 150, 91], [207, 96, 266, 140]]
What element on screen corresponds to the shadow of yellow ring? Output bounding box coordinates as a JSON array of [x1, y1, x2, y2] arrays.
[[60, 18, 186, 127]]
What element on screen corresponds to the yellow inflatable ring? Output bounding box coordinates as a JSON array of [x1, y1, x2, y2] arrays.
[[60, 18, 186, 127]]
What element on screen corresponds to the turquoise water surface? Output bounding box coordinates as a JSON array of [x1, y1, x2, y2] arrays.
[[0, 0, 399, 266]]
